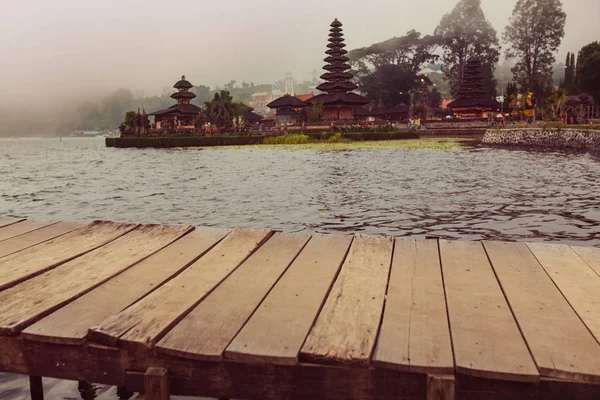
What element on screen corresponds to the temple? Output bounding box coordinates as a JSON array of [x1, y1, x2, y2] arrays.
[[266, 95, 308, 125], [307, 19, 369, 120], [149, 76, 202, 129], [447, 58, 498, 118]]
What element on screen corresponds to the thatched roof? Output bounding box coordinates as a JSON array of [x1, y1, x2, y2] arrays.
[[173, 75, 193, 89], [267, 95, 307, 108]]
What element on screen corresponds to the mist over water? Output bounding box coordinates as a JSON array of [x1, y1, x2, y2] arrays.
[[1, 138, 599, 246]]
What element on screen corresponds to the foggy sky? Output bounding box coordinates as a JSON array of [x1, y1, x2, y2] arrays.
[[2, 0, 599, 106]]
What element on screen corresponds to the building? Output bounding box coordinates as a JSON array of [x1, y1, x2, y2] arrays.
[[149, 76, 202, 129], [307, 19, 369, 120], [447, 59, 498, 118], [266, 95, 308, 125]]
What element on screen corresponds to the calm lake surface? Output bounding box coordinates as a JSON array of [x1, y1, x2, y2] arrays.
[[1, 137, 600, 246], [1, 136, 600, 399]]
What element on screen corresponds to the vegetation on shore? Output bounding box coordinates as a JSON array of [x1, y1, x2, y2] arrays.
[[203, 137, 466, 151]]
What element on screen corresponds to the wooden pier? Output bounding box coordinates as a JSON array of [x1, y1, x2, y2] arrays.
[[0, 217, 600, 399]]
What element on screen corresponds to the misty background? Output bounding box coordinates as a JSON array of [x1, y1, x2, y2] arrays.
[[1, 0, 599, 136]]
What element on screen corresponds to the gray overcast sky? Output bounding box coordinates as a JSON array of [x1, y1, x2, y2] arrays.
[[1, 0, 599, 105]]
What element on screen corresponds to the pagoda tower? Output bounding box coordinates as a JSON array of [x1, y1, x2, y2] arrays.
[[171, 75, 196, 105], [447, 58, 498, 118], [309, 19, 369, 120]]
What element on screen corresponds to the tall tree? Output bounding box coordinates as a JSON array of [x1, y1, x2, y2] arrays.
[[503, 0, 567, 100], [348, 31, 438, 106], [576, 41, 600, 104], [434, 0, 500, 98]]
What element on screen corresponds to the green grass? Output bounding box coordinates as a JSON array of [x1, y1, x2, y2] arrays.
[[203, 137, 465, 151], [263, 134, 310, 144]]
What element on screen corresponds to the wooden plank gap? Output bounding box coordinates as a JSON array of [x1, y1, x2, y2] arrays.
[[437, 239, 457, 373]]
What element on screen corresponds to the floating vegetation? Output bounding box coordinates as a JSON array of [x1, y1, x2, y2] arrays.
[[204, 138, 466, 151], [263, 134, 310, 145]]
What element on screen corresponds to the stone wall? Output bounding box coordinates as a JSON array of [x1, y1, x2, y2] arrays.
[[482, 128, 600, 152]]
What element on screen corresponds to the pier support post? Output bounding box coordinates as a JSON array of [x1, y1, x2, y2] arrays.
[[426, 374, 455, 400], [143, 367, 170, 400], [29, 376, 44, 400]]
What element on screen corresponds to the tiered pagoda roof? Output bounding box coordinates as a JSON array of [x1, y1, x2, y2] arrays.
[[149, 75, 202, 116], [309, 19, 369, 106], [267, 94, 308, 109], [447, 58, 498, 110]]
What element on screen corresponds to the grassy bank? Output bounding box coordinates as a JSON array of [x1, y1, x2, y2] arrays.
[[202, 137, 466, 151], [106, 131, 420, 149]]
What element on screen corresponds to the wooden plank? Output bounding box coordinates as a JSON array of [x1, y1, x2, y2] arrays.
[[88, 227, 272, 349], [426, 375, 455, 400], [21, 228, 229, 345], [143, 367, 169, 400], [0, 221, 136, 291], [0, 222, 83, 258], [571, 245, 600, 278], [300, 235, 393, 367], [373, 238, 454, 374], [225, 233, 352, 365], [485, 241, 600, 383], [528, 243, 600, 344], [0, 220, 56, 242], [0, 217, 25, 228], [154, 232, 310, 360], [439, 240, 538, 382], [0, 224, 191, 335]]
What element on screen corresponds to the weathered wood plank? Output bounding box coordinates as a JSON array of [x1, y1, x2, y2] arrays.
[[21, 228, 229, 345], [485, 241, 600, 383], [0, 220, 56, 242], [0, 217, 25, 228], [225, 233, 352, 365], [439, 240, 538, 382], [155, 232, 310, 360], [528, 243, 600, 344], [0, 222, 83, 258], [89, 228, 272, 349], [426, 375, 455, 400], [300, 235, 393, 367], [0, 221, 136, 291], [571, 245, 600, 278], [0, 224, 191, 335], [373, 238, 454, 374], [143, 367, 169, 400]]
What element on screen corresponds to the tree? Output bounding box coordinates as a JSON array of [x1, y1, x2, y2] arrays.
[[434, 0, 500, 98], [204, 90, 244, 131], [348, 30, 439, 75], [192, 85, 212, 105], [545, 87, 568, 120], [428, 88, 443, 108], [503, 0, 567, 100], [309, 101, 323, 122], [576, 41, 600, 104], [348, 31, 438, 106], [561, 52, 577, 93], [102, 88, 134, 128]]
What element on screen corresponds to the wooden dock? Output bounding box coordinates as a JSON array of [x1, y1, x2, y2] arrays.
[[0, 217, 600, 400]]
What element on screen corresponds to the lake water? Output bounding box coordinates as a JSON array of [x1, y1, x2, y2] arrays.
[[1, 137, 599, 245], [0, 136, 599, 399]]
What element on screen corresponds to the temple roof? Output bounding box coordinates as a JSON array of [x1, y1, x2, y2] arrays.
[[447, 97, 498, 108], [267, 94, 307, 108], [320, 72, 353, 80], [308, 92, 369, 106], [171, 91, 196, 100], [316, 81, 358, 92], [330, 19, 342, 28], [386, 104, 409, 114], [148, 103, 202, 116], [243, 109, 263, 122], [173, 75, 193, 89]]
